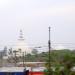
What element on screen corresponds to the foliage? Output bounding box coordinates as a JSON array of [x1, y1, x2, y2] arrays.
[[32, 49, 38, 55], [45, 49, 75, 75]]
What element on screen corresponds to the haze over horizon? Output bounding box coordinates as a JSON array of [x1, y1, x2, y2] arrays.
[[0, 0, 75, 50]]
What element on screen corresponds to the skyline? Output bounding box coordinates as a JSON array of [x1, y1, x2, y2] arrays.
[[0, 0, 75, 50]]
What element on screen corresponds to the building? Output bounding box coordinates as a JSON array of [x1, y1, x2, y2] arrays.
[[8, 30, 32, 57]]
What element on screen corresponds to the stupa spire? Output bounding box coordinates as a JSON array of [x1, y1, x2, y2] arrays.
[[19, 29, 24, 40]]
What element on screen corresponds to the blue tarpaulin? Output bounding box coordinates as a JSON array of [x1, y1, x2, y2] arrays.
[[13, 72, 24, 75], [0, 71, 29, 75]]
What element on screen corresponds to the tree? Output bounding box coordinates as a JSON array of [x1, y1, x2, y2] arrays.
[[8, 48, 13, 55], [62, 53, 75, 75], [3, 46, 8, 56], [32, 49, 38, 55], [45, 50, 75, 75]]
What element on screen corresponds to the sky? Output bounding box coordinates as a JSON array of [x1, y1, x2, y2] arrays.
[[0, 0, 75, 50]]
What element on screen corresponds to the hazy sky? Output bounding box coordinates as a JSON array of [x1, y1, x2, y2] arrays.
[[0, 0, 75, 50]]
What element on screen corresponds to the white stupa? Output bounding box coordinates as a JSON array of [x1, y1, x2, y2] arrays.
[[12, 30, 32, 56]]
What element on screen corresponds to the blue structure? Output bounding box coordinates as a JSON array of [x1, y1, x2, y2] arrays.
[[0, 72, 24, 75], [0, 70, 29, 75]]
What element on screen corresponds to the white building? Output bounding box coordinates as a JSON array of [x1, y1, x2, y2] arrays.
[[8, 30, 32, 57]]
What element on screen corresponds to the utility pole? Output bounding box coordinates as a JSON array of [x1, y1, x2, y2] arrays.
[[0, 52, 3, 67], [23, 52, 25, 67], [23, 51, 26, 71], [13, 50, 18, 67], [48, 27, 51, 75]]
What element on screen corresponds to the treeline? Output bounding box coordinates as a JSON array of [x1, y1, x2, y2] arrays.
[[25, 49, 75, 62]]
